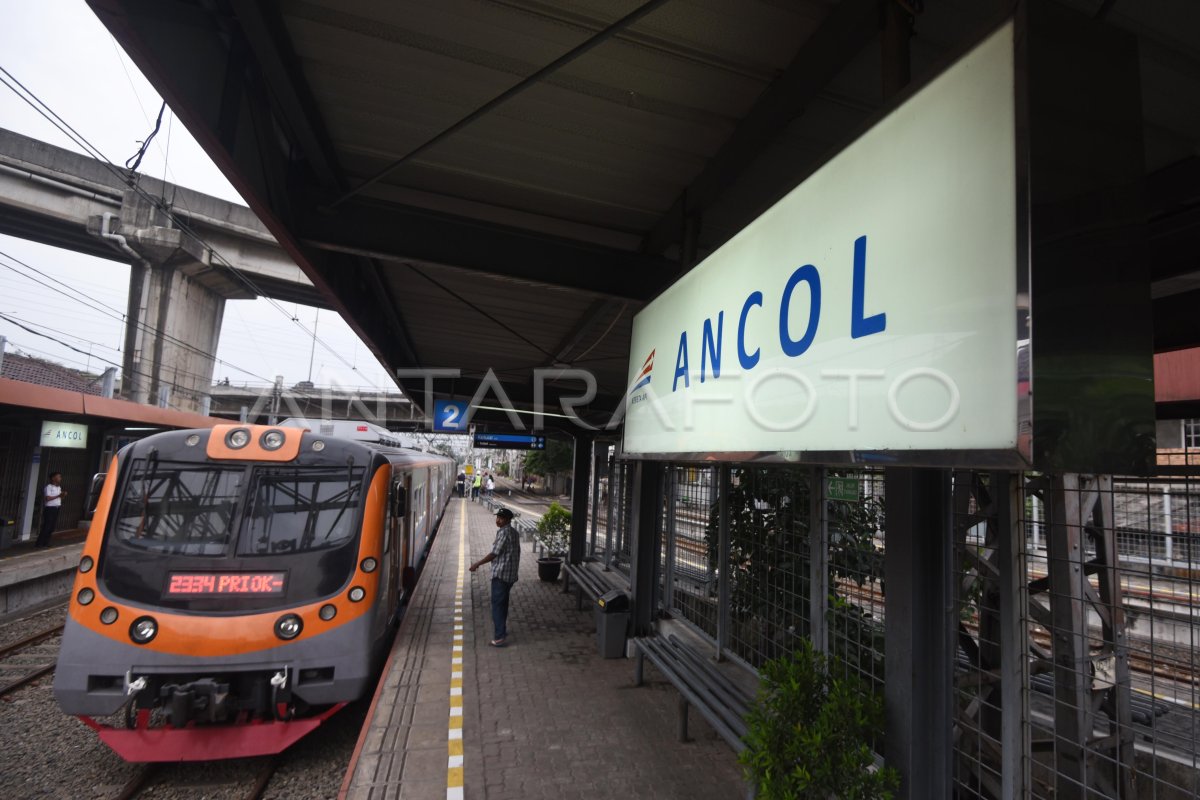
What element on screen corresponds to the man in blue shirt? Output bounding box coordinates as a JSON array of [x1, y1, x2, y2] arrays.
[[469, 507, 520, 646]]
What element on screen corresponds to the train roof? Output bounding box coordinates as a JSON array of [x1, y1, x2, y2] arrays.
[[278, 418, 408, 447], [277, 418, 452, 465]]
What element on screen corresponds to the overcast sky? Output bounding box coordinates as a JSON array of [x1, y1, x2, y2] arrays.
[[0, 0, 398, 395]]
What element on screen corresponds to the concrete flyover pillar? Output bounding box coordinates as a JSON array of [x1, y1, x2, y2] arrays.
[[88, 189, 255, 412]]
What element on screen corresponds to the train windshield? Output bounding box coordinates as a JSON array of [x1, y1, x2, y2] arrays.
[[113, 460, 244, 555], [238, 466, 365, 556]]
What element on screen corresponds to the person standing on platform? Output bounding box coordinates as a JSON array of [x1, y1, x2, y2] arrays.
[[472, 473, 482, 502], [456, 471, 466, 498], [469, 507, 520, 646], [485, 474, 495, 498], [36, 471, 65, 548]]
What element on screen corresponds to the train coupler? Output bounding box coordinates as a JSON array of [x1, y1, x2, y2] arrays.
[[159, 678, 232, 726]]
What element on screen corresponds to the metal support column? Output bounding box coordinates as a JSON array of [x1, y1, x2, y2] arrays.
[[1047, 473, 1094, 797], [716, 464, 731, 659], [604, 455, 616, 570], [996, 472, 1029, 800], [569, 433, 592, 565], [663, 467, 678, 614], [1044, 473, 1134, 799], [809, 467, 829, 655], [629, 460, 663, 636], [589, 445, 604, 557], [885, 467, 953, 799]]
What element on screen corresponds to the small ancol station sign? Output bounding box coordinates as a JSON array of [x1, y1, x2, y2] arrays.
[[624, 22, 1024, 466]]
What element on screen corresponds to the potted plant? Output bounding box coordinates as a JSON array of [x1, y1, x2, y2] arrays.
[[740, 640, 899, 799], [534, 501, 571, 581]]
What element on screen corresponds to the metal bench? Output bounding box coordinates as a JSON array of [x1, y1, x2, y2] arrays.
[[562, 560, 612, 610], [632, 633, 756, 754]]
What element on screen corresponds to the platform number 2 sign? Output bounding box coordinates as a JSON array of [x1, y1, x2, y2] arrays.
[[434, 400, 469, 432]]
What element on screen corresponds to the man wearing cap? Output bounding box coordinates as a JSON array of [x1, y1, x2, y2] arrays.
[[469, 507, 520, 646]]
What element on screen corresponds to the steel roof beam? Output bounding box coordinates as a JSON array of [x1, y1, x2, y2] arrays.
[[298, 200, 677, 301], [229, 0, 344, 192], [640, 0, 880, 256]]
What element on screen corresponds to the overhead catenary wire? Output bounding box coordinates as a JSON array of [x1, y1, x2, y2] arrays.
[[124, 100, 165, 172], [0, 311, 235, 391], [0, 316, 199, 412], [0, 249, 273, 384], [0, 63, 386, 390], [0, 312, 235, 398], [0, 250, 266, 382]]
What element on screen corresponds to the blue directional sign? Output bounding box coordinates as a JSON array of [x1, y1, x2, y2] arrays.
[[473, 432, 546, 450], [433, 400, 469, 432]]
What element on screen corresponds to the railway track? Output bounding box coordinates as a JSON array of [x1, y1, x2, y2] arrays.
[[0, 621, 63, 698], [114, 756, 278, 800]]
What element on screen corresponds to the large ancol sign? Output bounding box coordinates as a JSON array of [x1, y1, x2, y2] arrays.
[[624, 22, 1022, 464]]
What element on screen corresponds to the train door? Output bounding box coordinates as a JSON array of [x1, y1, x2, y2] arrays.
[[400, 472, 420, 597], [411, 467, 429, 562], [393, 472, 414, 599]]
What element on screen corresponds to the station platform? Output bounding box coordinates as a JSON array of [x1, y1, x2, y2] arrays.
[[0, 533, 85, 617], [341, 497, 746, 800]]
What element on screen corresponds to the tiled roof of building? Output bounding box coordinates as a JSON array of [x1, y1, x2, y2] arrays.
[[0, 352, 105, 395]]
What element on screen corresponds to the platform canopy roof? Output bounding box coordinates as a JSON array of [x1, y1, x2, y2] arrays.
[[86, 0, 1200, 431]]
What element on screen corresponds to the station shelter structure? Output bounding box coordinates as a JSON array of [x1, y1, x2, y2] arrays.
[[0, 352, 219, 547], [47, 1, 1200, 796]]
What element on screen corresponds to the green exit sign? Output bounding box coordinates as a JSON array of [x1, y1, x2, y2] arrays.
[[827, 477, 860, 503]]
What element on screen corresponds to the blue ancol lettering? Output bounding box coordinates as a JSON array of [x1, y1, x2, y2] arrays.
[[779, 264, 821, 357], [673, 331, 690, 392], [851, 235, 886, 338], [701, 312, 723, 383], [664, 236, 886, 393], [738, 292, 762, 370]]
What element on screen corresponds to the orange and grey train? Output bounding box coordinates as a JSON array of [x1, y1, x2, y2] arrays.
[[54, 422, 453, 762]]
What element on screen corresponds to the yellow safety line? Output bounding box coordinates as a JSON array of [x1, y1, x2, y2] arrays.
[[447, 505, 467, 800], [1132, 684, 1200, 711]]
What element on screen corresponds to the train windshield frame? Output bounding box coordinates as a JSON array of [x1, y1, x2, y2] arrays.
[[238, 465, 365, 556], [113, 460, 245, 556], [111, 458, 366, 558]]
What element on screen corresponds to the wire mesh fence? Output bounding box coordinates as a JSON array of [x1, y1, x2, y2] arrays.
[[663, 465, 720, 639], [825, 468, 886, 697], [592, 454, 1200, 797]]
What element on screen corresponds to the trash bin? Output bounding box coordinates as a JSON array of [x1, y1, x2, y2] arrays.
[[595, 589, 630, 658]]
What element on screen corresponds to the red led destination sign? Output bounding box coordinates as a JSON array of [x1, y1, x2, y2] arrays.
[[165, 572, 287, 596]]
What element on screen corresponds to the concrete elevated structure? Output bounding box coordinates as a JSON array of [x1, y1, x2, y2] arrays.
[[207, 380, 415, 427], [0, 127, 323, 412]]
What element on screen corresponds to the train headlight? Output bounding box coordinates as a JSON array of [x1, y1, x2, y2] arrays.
[[319, 604, 337, 621], [360, 557, 378, 573], [311, 440, 325, 452], [100, 607, 118, 625], [129, 616, 158, 644], [348, 586, 366, 602], [225, 428, 251, 449], [79, 555, 94, 573], [275, 614, 303, 640], [77, 588, 94, 605], [260, 429, 286, 450], [185, 434, 201, 447]]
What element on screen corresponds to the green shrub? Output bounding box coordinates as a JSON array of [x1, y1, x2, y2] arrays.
[[535, 501, 571, 556], [740, 640, 899, 799]]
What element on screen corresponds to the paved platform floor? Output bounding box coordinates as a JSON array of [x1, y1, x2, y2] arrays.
[[342, 497, 746, 800]]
